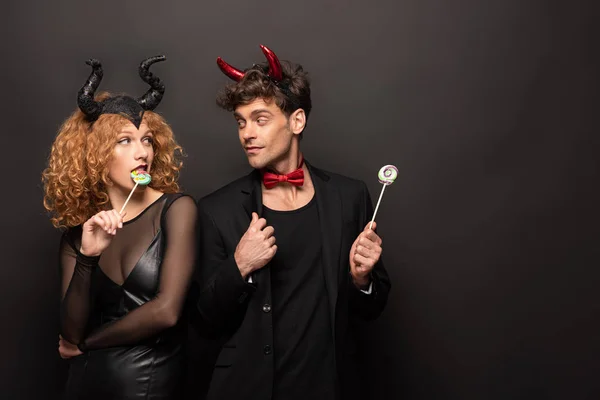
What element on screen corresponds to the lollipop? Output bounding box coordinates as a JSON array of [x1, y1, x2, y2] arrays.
[[131, 170, 151, 185], [119, 170, 152, 214], [369, 165, 398, 229]]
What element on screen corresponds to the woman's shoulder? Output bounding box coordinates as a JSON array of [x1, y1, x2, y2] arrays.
[[161, 192, 197, 216], [162, 192, 196, 205]]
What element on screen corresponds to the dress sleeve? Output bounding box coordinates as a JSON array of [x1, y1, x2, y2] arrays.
[[59, 230, 99, 344]]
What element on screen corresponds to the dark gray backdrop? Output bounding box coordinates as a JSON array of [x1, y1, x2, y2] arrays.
[[2, 0, 598, 399]]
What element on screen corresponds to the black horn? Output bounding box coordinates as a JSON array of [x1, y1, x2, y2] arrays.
[[77, 59, 103, 119], [137, 55, 166, 111]]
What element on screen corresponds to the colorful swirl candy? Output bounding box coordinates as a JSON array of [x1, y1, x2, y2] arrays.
[[131, 170, 151, 185], [369, 164, 398, 229], [377, 165, 398, 185], [119, 170, 152, 214]]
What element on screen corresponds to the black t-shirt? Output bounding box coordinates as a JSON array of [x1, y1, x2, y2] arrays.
[[263, 196, 336, 399]]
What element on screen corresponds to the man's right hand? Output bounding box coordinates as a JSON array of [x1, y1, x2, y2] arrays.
[[234, 212, 277, 278]]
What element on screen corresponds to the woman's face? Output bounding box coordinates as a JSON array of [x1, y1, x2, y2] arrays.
[[107, 122, 154, 192]]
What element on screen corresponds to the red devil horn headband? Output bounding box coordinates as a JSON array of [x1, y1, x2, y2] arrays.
[[216, 44, 283, 82]]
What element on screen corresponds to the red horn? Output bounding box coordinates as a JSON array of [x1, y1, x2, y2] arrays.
[[216, 57, 245, 81], [260, 44, 283, 81]]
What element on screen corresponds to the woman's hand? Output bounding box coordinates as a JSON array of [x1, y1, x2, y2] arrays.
[[58, 335, 83, 359], [80, 209, 125, 257]]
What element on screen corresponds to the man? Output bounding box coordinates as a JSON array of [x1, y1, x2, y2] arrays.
[[194, 44, 391, 400]]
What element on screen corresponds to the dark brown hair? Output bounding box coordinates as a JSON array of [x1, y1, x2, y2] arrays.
[[217, 60, 312, 124]]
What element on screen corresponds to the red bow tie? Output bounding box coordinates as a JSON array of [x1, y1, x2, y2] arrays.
[[262, 158, 305, 189]]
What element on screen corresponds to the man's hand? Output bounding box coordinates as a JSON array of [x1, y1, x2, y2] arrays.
[[234, 212, 277, 278], [349, 221, 382, 289]]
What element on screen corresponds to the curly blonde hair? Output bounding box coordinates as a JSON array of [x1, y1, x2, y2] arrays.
[[42, 92, 184, 228]]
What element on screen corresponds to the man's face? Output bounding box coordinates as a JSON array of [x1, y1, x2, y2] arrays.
[[234, 98, 297, 170]]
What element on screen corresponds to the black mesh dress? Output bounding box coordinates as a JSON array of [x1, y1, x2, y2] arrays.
[[59, 193, 197, 400]]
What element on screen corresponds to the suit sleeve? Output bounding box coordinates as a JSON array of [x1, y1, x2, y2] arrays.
[[192, 200, 256, 338], [348, 181, 391, 320]]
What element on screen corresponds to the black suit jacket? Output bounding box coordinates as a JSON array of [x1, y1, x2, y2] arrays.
[[193, 162, 391, 400]]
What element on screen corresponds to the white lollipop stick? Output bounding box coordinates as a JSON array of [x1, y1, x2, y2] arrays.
[[119, 170, 152, 215], [119, 181, 139, 215], [369, 165, 398, 230], [369, 184, 386, 230]]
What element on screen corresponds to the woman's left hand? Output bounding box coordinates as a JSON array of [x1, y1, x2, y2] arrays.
[[58, 335, 83, 359]]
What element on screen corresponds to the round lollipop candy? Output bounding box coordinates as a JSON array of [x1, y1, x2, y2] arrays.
[[378, 165, 398, 185], [131, 170, 152, 185], [119, 170, 152, 214], [370, 165, 398, 229]]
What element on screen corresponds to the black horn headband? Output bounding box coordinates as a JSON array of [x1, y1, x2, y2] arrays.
[[77, 55, 166, 128]]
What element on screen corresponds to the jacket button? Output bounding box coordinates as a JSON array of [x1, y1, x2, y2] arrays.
[[263, 345, 272, 355], [262, 303, 271, 313], [237, 292, 248, 303]]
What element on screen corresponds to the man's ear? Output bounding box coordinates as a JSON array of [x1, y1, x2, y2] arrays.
[[289, 108, 306, 135]]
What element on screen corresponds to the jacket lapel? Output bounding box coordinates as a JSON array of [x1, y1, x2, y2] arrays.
[[241, 169, 263, 218], [308, 162, 343, 330], [240, 170, 267, 286]]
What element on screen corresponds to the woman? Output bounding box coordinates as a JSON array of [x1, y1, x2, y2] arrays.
[[42, 55, 197, 399]]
